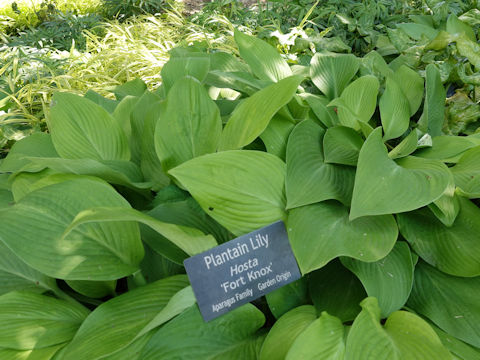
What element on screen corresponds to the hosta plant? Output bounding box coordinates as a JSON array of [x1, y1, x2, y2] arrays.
[[0, 25, 480, 359]]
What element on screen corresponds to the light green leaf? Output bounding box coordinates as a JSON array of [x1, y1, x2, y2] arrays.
[[0, 241, 58, 296], [102, 332, 154, 360], [408, 261, 480, 348], [206, 70, 266, 95], [84, 90, 118, 113], [418, 64, 446, 137], [218, 75, 303, 151], [0, 133, 58, 173], [65, 280, 116, 299], [260, 115, 295, 160], [0, 178, 143, 280], [155, 77, 221, 172], [345, 297, 451, 360], [209, 51, 250, 73], [388, 131, 418, 159], [397, 23, 439, 40], [49, 93, 130, 161], [59, 276, 189, 360], [414, 135, 480, 163], [112, 95, 139, 140], [286, 312, 345, 360], [309, 259, 367, 322], [161, 54, 210, 94], [310, 52, 359, 99], [451, 146, 480, 198], [234, 29, 292, 82], [288, 201, 398, 274], [169, 150, 286, 236], [141, 304, 265, 360], [0, 344, 64, 360], [360, 50, 394, 81], [427, 178, 460, 227], [341, 242, 414, 318], [323, 126, 364, 166], [380, 77, 411, 141], [266, 278, 309, 319], [112, 78, 147, 100], [0, 291, 89, 350], [389, 66, 424, 115], [328, 76, 379, 130], [447, 15, 476, 41], [64, 207, 217, 262], [259, 305, 316, 360], [398, 197, 480, 277], [286, 120, 355, 208], [301, 93, 338, 128], [350, 127, 450, 219]]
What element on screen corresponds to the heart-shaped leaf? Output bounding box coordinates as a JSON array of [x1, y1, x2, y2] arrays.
[[380, 77, 411, 141], [160, 54, 210, 94], [218, 75, 304, 151], [155, 76, 221, 172], [286, 120, 355, 208], [390, 65, 424, 116], [350, 127, 450, 219], [169, 150, 286, 236], [398, 197, 480, 277], [58, 276, 189, 360], [0, 178, 143, 280], [286, 312, 345, 360], [234, 29, 292, 82], [310, 52, 359, 100], [0, 291, 89, 350], [140, 304, 265, 360], [49, 93, 130, 161], [407, 261, 480, 348], [259, 305, 316, 360], [328, 76, 379, 130], [288, 201, 398, 274], [341, 242, 415, 317], [323, 126, 364, 166], [345, 297, 451, 360]]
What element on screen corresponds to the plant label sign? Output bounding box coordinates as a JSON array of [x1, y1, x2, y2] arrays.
[[184, 221, 301, 322]]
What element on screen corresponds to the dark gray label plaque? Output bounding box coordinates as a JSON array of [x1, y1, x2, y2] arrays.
[[184, 221, 301, 322]]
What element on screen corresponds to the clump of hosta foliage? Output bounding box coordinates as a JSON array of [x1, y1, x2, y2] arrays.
[[1, 18, 480, 359]]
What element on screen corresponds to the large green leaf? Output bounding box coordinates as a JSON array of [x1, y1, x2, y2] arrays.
[[341, 242, 415, 317], [328, 75, 379, 131], [155, 77, 221, 172], [286, 312, 345, 360], [388, 130, 418, 159], [102, 332, 154, 360], [0, 291, 89, 350], [397, 23, 439, 40], [58, 276, 189, 360], [286, 120, 355, 208], [301, 93, 338, 127], [288, 201, 397, 274], [309, 259, 367, 322], [323, 125, 364, 166], [456, 35, 480, 70], [380, 77, 411, 141], [408, 261, 480, 348], [350, 127, 450, 219], [234, 29, 292, 82], [345, 297, 451, 359], [390, 65, 424, 116], [451, 146, 480, 198], [0, 241, 58, 296], [310, 52, 359, 100], [418, 64, 446, 137], [160, 54, 210, 94], [0, 178, 143, 280], [49, 93, 130, 161], [447, 14, 476, 41], [398, 197, 480, 277], [414, 135, 480, 163], [169, 150, 286, 236], [111, 78, 147, 100], [431, 323, 480, 360], [64, 206, 217, 263], [0, 133, 57, 173], [260, 115, 295, 161], [140, 304, 265, 359], [259, 305, 316, 360], [218, 75, 303, 151]]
